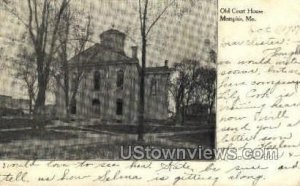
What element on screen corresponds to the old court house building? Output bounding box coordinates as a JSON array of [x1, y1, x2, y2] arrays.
[[55, 29, 171, 124]]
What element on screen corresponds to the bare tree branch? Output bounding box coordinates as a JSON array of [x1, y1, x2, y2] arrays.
[[1, 2, 28, 27], [145, 0, 175, 36], [52, 4, 93, 118], [138, 0, 143, 35], [27, 0, 36, 45], [33, 0, 39, 31]]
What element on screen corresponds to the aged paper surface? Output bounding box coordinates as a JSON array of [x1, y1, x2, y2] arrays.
[[0, 0, 299, 186]]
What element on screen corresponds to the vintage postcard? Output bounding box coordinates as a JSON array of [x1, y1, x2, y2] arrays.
[[0, 0, 299, 185]]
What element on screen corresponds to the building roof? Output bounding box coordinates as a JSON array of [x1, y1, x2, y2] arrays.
[[145, 66, 173, 74], [69, 29, 172, 75], [68, 42, 172, 75], [69, 43, 134, 67], [100, 29, 126, 37]]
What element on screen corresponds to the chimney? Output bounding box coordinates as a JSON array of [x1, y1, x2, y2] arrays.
[[131, 46, 138, 59], [164, 60, 168, 67]]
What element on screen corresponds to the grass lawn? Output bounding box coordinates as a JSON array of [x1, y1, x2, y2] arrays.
[[81, 123, 215, 134], [159, 130, 215, 149], [0, 129, 212, 160], [0, 119, 215, 160], [0, 117, 53, 129], [0, 129, 78, 143]]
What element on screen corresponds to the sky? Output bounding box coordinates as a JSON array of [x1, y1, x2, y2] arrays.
[[0, 0, 217, 102]]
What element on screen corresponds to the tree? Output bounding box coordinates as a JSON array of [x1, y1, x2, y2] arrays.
[[1, 0, 71, 116], [27, 0, 71, 116], [201, 38, 217, 122], [52, 5, 93, 119], [137, 0, 176, 141], [12, 47, 37, 114], [169, 58, 216, 125], [198, 67, 216, 122], [169, 59, 200, 125]]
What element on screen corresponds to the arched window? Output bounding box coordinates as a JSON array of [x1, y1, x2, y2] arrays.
[[71, 72, 77, 91], [150, 78, 157, 95], [92, 99, 100, 114], [116, 99, 123, 115], [116, 70, 124, 89], [94, 71, 100, 90], [70, 99, 76, 114]]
